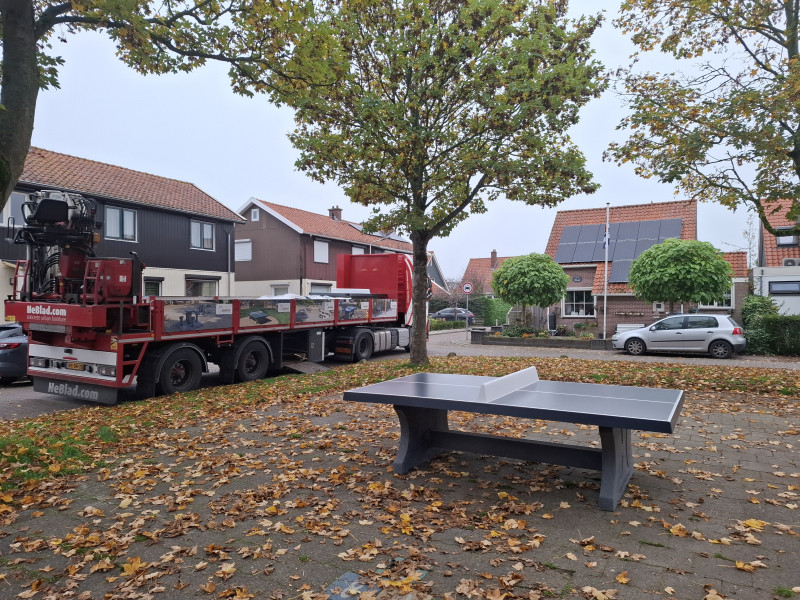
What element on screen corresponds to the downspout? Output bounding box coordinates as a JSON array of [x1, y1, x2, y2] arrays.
[[227, 230, 232, 295]]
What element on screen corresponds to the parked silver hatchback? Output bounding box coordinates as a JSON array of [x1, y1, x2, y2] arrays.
[[611, 314, 746, 359]]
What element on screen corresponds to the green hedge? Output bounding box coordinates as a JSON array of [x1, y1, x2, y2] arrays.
[[429, 319, 468, 331], [741, 295, 779, 328], [745, 314, 800, 355], [483, 298, 512, 327]]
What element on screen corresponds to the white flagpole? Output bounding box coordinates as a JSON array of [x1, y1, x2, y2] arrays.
[[603, 203, 610, 341]]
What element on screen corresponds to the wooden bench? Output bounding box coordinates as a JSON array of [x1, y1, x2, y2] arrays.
[[343, 367, 684, 510]]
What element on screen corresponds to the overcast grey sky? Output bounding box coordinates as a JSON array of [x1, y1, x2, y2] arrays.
[[29, 2, 751, 279]]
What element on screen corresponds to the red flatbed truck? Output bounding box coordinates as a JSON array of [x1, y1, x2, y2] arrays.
[[4, 191, 418, 404]]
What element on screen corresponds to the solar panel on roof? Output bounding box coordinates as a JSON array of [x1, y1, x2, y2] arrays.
[[616, 222, 640, 240], [613, 239, 637, 261], [609, 260, 633, 283], [659, 218, 682, 239], [591, 240, 614, 262], [554, 243, 576, 263], [560, 225, 581, 244], [554, 217, 684, 266], [635, 238, 657, 256], [637, 220, 661, 240], [577, 224, 604, 243], [573, 243, 596, 262]]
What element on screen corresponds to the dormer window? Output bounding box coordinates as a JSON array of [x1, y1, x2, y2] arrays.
[[776, 227, 798, 246], [251, 208, 260, 221]]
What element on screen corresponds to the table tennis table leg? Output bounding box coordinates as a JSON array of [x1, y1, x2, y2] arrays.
[[598, 426, 634, 511], [393, 406, 449, 474]]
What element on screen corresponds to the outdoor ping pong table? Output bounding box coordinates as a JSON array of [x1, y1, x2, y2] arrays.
[[343, 366, 684, 510]]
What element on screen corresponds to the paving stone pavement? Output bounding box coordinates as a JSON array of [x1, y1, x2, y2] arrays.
[[0, 384, 797, 600]]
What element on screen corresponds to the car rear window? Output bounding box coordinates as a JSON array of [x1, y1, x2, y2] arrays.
[[0, 326, 22, 339], [726, 316, 742, 328]]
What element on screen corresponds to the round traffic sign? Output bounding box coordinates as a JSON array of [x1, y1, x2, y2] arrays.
[[462, 282, 473, 294]]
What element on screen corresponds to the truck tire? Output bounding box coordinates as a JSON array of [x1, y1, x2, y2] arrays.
[[236, 339, 270, 382], [157, 348, 202, 396], [354, 331, 374, 361]]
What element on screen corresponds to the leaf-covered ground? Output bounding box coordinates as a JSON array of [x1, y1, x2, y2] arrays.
[[0, 357, 798, 599]]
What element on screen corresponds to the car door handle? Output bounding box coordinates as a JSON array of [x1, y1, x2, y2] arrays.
[[675, 332, 682, 334]]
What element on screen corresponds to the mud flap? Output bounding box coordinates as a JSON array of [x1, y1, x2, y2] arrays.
[[34, 377, 118, 405]]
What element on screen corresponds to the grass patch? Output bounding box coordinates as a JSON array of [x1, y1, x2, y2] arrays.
[[774, 587, 797, 598], [0, 355, 796, 501]]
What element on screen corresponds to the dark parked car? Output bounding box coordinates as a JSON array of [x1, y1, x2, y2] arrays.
[[430, 307, 475, 325], [611, 314, 745, 359], [0, 323, 28, 385]]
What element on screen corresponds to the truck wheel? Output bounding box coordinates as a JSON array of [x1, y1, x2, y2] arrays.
[[0, 376, 17, 386], [157, 348, 202, 396], [236, 340, 270, 381], [354, 331, 374, 361]]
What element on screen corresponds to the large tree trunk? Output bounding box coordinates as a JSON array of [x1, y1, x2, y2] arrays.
[[409, 231, 430, 365], [0, 0, 39, 211]]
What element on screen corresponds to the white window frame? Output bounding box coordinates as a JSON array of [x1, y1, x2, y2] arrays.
[[106, 206, 137, 241], [562, 289, 595, 317], [776, 227, 799, 247], [185, 278, 218, 297], [653, 302, 666, 313], [144, 279, 162, 296], [191, 220, 215, 251], [251, 207, 260, 221], [271, 284, 290, 296], [313, 240, 329, 263], [351, 246, 365, 255], [699, 286, 734, 309], [310, 283, 332, 294], [235, 239, 252, 262]]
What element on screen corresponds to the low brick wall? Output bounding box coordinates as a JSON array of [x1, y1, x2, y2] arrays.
[[471, 329, 612, 350]]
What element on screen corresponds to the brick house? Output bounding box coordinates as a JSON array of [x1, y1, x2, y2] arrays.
[[544, 200, 749, 337], [234, 199, 447, 296], [1, 148, 244, 319], [752, 198, 800, 314], [460, 250, 513, 298]]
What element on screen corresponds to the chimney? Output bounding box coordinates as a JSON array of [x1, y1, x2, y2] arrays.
[[329, 206, 342, 221], [490, 249, 498, 270]]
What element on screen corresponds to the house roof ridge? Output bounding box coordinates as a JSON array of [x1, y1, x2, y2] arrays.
[[23, 147, 244, 223], [28, 147, 206, 191]]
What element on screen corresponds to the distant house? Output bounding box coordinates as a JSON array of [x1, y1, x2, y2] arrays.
[[1, 148, 243, 318], [752, 198, 800, 314], [544, 200, 748, 336], [461, 250, 513, 298], [234, 199, 446, 296]]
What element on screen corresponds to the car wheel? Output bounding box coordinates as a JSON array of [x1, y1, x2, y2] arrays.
[[709, 340, 732, 359], [0, 376, 18, 386], [624, 338, 646, 356]]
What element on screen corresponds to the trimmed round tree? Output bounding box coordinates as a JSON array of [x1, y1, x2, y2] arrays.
[[491, 253, 568, 326], [627, 239, 732, 314]]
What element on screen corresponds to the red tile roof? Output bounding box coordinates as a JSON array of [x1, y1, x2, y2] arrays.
[[462, 255, 515, 295], [723, 251, 749, 278], [545, 200, 697, 257], [20, 147, 243, 222], [253, 199, 412, 253], [759, 198, 800, 267]]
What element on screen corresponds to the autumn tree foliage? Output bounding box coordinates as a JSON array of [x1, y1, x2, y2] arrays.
[[608, 0, 800, 236], [278, 0, 605, 364], [627, 239, 732, 314], [0, 0, 323, 210], [491, 253, 569, 326]]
